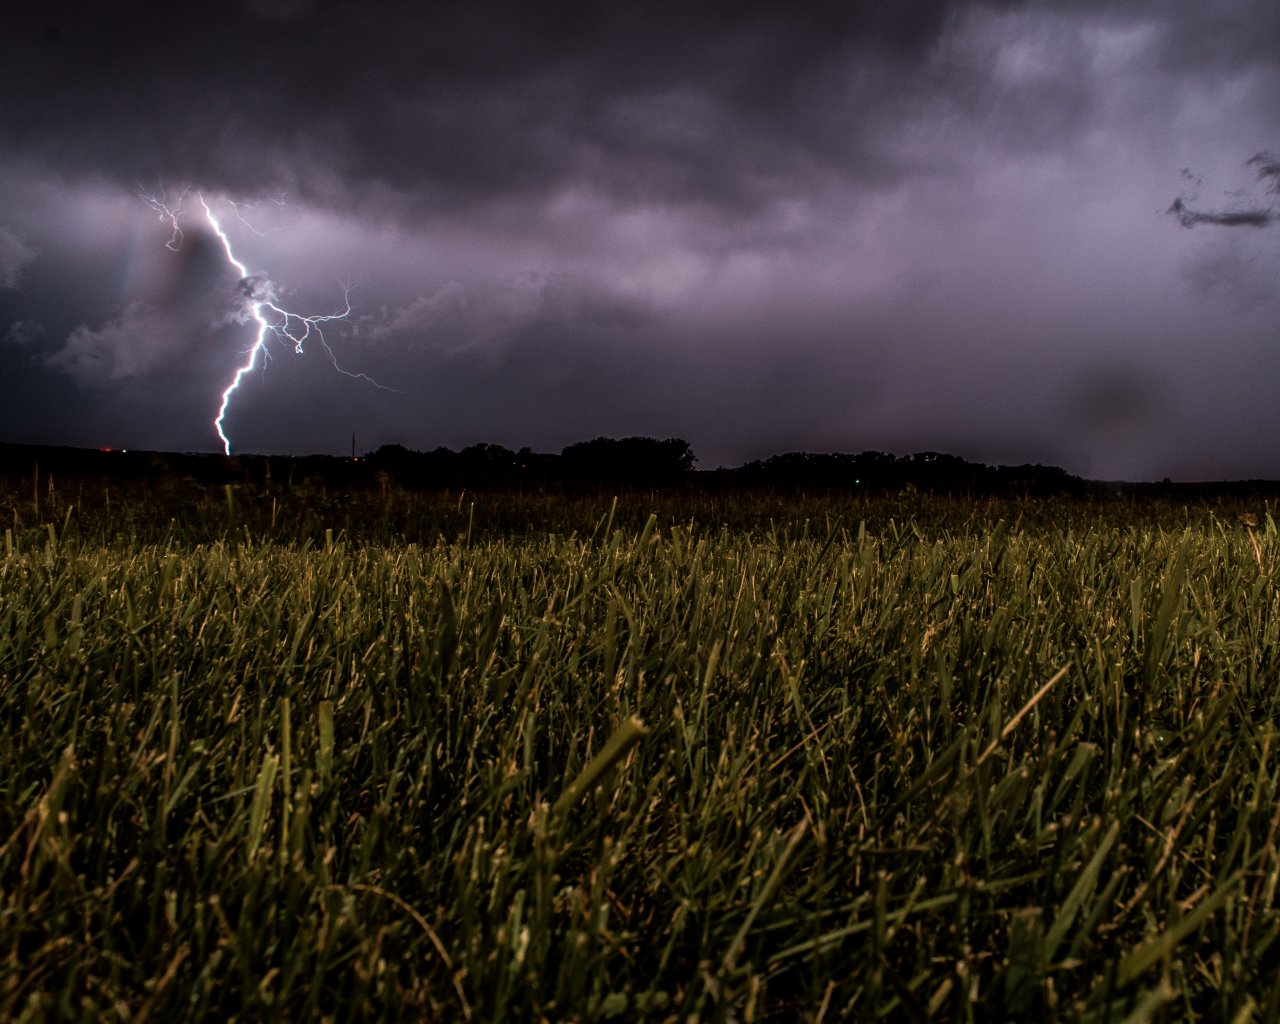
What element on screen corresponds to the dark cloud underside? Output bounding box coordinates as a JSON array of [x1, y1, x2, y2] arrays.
[[3, 2, 1002, 203]]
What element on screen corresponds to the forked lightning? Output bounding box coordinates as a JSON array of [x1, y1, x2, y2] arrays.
[[140, 188, 391, 455]]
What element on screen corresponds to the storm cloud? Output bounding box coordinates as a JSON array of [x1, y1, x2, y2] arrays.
[[0, 227, 38, 290], [2, 0, 1279, 478], [1168, 151, 1280, 228]]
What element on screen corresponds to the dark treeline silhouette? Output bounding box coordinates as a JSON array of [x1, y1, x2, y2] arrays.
[[0, 436, 1081, 496], [730, 450, 1082, 496], [6, 436, 1280, 497], [365, 437, 696, 489], [363, 441, 1086, 496]]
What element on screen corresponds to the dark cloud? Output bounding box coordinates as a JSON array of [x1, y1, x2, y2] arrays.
[[2, 320, 43, 347], [0, 227, 38, 289], [45, 303, 182, 386], [1247, 151, 1280, 194], [1143, 0, 1280, 72], [1063, 360, 1162, 436], [367, 270, 652, 357], [4, 1, 1276, 215], [1, 1, 998, 214], [1181, 244, 1278, 309], [3, 1, 1280, 475], [1168, 198, 1276, 228], [1168, 151, 1279, 227]]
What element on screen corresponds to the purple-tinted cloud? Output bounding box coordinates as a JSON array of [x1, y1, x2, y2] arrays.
[[1169, 151, 1280, 227], [0, 227, 37, 289], [46, 303, 182, 385], [1168, 198, 1275, 228], [2, 1, 1280, 476], [2, 319, 43, 347], [1247, 150, 1280, 193]]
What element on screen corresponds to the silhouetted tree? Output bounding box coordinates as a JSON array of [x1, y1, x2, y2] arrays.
[[560, 436, 695, 485]]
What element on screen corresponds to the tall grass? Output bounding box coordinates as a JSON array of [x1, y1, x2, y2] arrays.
[[1, 486, 1279, 1019]]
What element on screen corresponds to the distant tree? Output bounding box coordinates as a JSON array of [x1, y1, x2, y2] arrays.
[[990, 463, 1082, 496], [370, 443, 414, 464], [908, 451, 985, 492], [560, 436, 695, 485], [456, 443, 518, 485], [368, 443, 422, 483]]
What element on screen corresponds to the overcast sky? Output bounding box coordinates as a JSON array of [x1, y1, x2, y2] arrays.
[[2, 0, 1278, 479]]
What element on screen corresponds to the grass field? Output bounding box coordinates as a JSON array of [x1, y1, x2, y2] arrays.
[[2, 479, 1280, 1020]]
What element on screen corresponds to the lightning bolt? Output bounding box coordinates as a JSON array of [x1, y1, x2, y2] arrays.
[[139, 187, 392, 455]]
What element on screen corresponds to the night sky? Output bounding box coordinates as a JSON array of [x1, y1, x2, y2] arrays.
[[2, 1, 1278, 479]]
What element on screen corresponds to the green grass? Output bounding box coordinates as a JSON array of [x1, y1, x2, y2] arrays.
[[2, 481, 1280, 1019]]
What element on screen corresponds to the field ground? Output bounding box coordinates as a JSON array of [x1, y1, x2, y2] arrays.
[[2, 480, 1280, 1020]]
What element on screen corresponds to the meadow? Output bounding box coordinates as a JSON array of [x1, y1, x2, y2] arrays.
[[2, 477, 1279, 1020]]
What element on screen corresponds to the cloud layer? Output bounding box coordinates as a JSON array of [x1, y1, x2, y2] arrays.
[[1, 0, 1279, 478]]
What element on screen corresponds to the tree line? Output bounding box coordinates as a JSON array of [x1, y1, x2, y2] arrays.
[[11, 437, 1280, 496], [0, 436, 1096, 496]]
